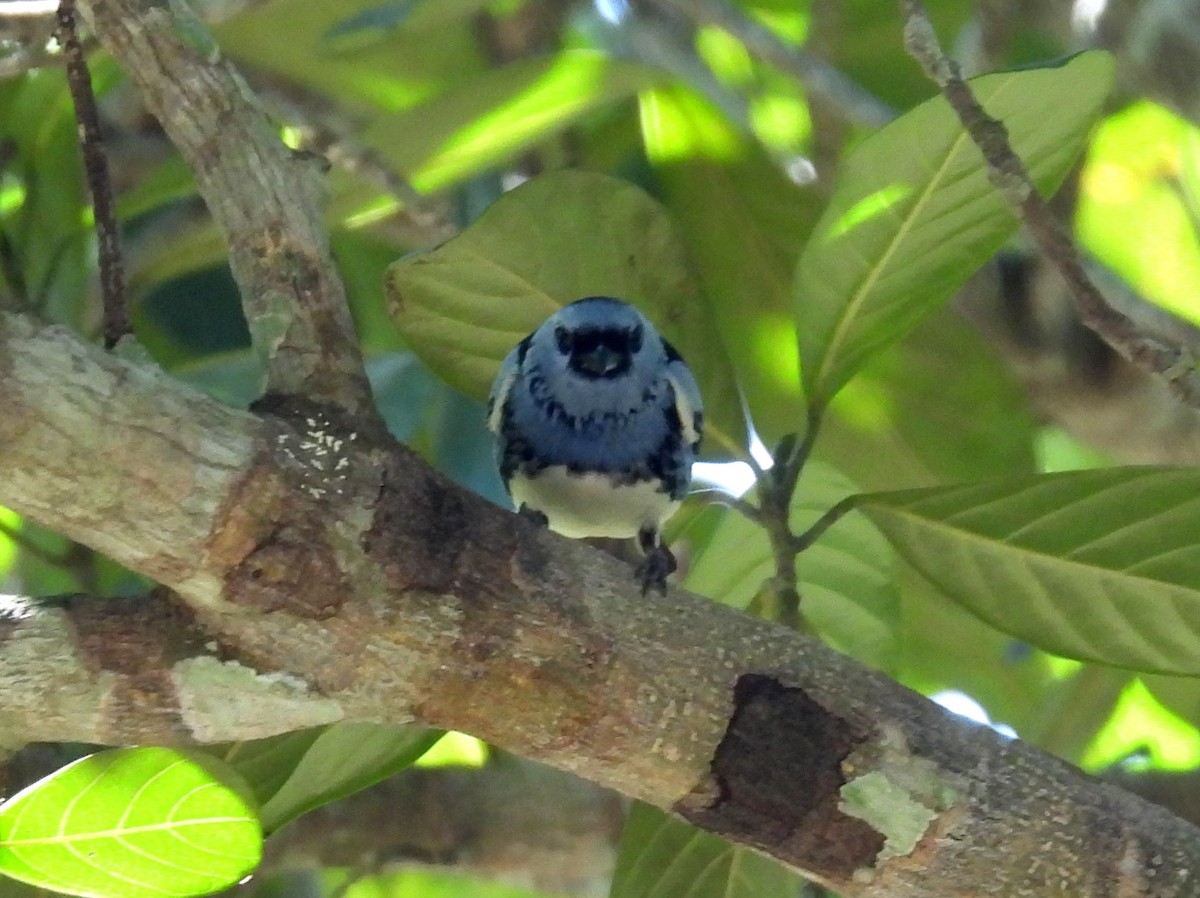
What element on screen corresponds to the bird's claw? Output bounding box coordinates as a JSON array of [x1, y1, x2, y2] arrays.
[[635, 544, 677, 596], [517, 503, 550, 528]]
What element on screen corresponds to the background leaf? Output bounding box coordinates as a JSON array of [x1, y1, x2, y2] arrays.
[[0, 747, 261, 898], [684, 460, 896, 670], [795, 51, 1115, 407], [217, 723, 442, 833], [860, 466, 1200, 674], [386, 169, 746, 455], [641, 85, 815, 444], [610, 802, 803, 898]]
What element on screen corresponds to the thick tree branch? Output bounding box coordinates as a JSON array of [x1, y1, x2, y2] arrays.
[[1, 307, 1197, 896], [0, 591, 341, 745], [73, 0, 377, 418]]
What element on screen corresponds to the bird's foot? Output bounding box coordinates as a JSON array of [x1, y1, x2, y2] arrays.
[[517, 504, 550, 528], [635, 526, 676, 596], [635, 546, 676, 596]]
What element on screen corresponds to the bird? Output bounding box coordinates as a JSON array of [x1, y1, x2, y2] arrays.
[[487, 296, 703, 595]]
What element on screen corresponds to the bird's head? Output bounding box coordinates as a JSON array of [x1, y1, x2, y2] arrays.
[[533, 296, 664, 385]]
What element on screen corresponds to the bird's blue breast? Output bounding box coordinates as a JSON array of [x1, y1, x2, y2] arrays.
[[498, 364, 693, 499]]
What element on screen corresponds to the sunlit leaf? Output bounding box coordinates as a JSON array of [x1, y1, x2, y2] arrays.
[[334, 867, 551, 898], [1078, 101, 1200, 327], [1079, 679, 1200, 772], [860, 466, 1200, 674], [685, 460, 896, 670], [610, 802, 803, 898], [796, 51, 1114, 408], [641, 85, 814, 444], [0, 748, 261, 898], [370, 51, 663, 193], [386, 169, 745, 455], [218, 723, 441, 833]]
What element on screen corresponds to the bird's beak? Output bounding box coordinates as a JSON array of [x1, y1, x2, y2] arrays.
[[575, 344, 626, 376]]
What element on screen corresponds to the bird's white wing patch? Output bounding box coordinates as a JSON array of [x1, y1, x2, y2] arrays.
[[666, 369, 702, 447], [487, 348, 520, 433]]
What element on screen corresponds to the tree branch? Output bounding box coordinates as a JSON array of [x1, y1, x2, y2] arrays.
[[638, 0, 895, 129], [1, 307, 1197, 895], [74, 0, 378, 419], [899, 0, 1200, 411], [0, 590, 342, 745]]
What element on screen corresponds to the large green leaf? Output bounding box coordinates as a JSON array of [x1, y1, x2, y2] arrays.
[[386, 169, 746, 455], [0, 748, 261, 898], [817, 308, 1037, 490], [610, 802, 803, 898], [218, 723, 442, 833], [685, 461, 896, 670], [640, 85, 815, 444], [795, 51, 1115, 408], [860, 466, 1200, 674]]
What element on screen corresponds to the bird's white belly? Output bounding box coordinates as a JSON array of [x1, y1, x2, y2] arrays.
[[509, 467, 679, 539]]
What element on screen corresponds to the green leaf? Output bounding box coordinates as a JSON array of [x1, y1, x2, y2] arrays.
[[386, 169, 746, 455], [817, 309, 1037, 490], [859, 466, 1200, 674], [641, 86, 816, 445], [0, 747, 261, 898], [336, 868, 551, 898], [610, 802, 803, 898], [370, 51, 664, 193], [218, 723, 442, 833], [795, 51, 1115, 408], [216, 0, 489, 111], [685, 461, 896, 670]]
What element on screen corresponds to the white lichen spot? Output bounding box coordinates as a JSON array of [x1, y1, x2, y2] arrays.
[[172, 656, 343, 742], [838, 724, 960, 865]]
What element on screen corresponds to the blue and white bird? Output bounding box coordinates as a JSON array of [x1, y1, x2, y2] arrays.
[[487, 296, 703, 594]]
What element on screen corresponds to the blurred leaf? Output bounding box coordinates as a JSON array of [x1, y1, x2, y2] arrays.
[[817, 309, 1037, 490], [218, 723, 441, 833], [685, 460, 896, 670], [116, 154, 197, 222], [796, 51, 1114, 408], [641, 85, 815, 444], [386, 169, 745, 455], [369, 51, 663, 193], [610, 802, 803, 898], [1143, 673, 1200, 729], [834, 0, 971, 110], [893, 560, 1064, 735], [1079, 101, 1200, 327], [860, 466, 1200, 674], [333, 232, 409, 355], [335, 867, 552, 898], [216, 0, 489, 110], [1079, 679, 1200, 772], [0, 747, 261, 898]]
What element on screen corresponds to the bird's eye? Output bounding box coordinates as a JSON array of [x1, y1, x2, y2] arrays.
[[555, 325, 572, 354], [629, 323, 643, 353]]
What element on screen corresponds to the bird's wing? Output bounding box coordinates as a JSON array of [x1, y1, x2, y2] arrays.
[[662, 339, 703, 450], [486, 337, 527, 434]]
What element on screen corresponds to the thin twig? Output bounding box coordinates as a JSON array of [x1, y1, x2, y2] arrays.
[[643, 0, 896, 128], [55, 0, 128, 348], [790, 494, 858, 554], [899, 0, 1200, 410]]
